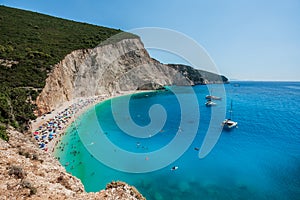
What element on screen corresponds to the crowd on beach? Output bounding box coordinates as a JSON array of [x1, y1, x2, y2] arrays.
[[31, 96, 104, 152]]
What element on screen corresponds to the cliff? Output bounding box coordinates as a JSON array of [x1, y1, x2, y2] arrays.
[[167, 64, 229, 85], [36, 38, 227, 114]]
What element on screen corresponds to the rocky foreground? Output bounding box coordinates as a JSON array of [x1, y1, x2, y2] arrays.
[[0, 129, 145, 200]]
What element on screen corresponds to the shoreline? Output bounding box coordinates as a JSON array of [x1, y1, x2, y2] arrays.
[[30, 90, 154, 154]]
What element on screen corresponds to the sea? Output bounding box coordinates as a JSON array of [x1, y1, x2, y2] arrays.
[[55, 81, 300, 200]]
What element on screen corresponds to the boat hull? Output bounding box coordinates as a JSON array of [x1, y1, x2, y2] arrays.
[[222, 119, 238, 129], [205, 101, 217, 106], [206, 95, 222, 100]]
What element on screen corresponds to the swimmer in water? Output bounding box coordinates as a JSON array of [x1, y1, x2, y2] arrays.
[[88, 142, 94, 146], [171, 166, 178, 171], [136, 142, 141, 148]]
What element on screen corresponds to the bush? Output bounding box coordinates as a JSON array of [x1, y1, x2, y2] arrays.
[[0, 125, 9, 141], [8, 165, 26, 179], [29, 186, 37, 196], [21, 180, 37, 196]]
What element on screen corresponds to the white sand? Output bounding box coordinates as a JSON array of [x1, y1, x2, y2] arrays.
[[30, 90, 152, 154]]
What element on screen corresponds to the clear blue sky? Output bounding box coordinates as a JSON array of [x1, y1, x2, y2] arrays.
[[1, 0, 300, 81]]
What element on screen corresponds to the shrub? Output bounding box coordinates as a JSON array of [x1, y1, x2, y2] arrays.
[[0, 125, 9, 141], [21, 180, 37, 196], [8, 165, 26, 179]]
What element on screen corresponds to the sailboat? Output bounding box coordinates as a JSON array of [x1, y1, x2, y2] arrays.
[[206, 88, 222, 100], [222, 100, 238, 129], [205, 100, 217, 106], [206, 95, 222, 100]]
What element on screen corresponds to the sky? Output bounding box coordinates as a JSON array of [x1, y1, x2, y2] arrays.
[[1, 0, 300, 81]]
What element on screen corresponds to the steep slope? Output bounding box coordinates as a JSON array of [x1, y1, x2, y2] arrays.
[[36, 38, 185, 114], [36, 36, 228, 114], [0, 5, 133, 133]]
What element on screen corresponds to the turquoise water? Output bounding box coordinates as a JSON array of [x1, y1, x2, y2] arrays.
[[55, 82, 300, 200]]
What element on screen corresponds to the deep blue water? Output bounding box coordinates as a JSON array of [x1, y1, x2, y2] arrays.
[[55, 82, 300, 200]]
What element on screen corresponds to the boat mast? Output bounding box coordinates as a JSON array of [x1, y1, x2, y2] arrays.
[[229, 100, 233, 119]]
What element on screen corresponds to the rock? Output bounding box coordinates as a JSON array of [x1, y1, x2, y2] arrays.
[[0, 130, 145, 199], [178, 181, 190, 193], [105, 181, 146, 200], [0, 58, 19, 68], [36, 38, 227, 115], [137, 82, 165, 90], [167, 64, 229, 85]]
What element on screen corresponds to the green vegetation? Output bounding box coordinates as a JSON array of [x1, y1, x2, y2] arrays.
[[167, 64, 229, 84], [0, 6, 137, 138], [0, 125, 9, 141]]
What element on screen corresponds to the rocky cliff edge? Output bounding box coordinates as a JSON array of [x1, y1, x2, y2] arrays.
[[36, 38, 227, 115], [0, 129, 145, 200]]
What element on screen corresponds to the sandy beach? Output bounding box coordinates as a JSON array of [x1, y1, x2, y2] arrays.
[[30, 90, 151, 154]]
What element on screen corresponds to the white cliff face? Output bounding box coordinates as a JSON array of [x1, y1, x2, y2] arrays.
[[36, 38, 191, 114]]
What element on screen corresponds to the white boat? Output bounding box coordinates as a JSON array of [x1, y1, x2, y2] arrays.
[[206, 95, 222, 100], [206, 88, 222, 100], [222, 119, 238, 129], [205, 100, 217, 106], [222, 101, 238, 129]]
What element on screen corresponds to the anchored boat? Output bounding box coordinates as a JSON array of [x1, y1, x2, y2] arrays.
[[222, 100, 238, 129], [205, 95, 222, 100], [205, 100, 217, 106]]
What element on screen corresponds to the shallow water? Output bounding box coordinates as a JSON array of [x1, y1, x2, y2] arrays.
[[55, 82, 300, 200]]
